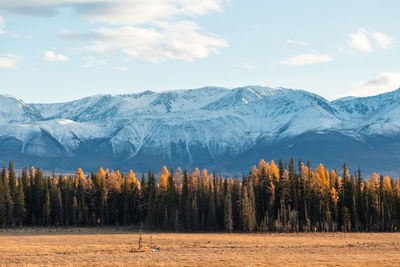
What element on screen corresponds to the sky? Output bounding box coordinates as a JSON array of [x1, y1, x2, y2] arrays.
[[0, 0, 399, 103]]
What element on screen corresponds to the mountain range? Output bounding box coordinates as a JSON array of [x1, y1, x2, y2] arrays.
[[1, 86, 400, 175]]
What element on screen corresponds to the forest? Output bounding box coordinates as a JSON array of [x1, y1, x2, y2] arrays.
[[0, 159, 399, 232]]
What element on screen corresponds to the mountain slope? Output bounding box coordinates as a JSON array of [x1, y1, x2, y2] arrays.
[[0, 87, 399, 175]]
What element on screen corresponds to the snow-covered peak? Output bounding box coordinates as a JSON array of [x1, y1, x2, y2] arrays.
[[0, 85, 400, 164], [333, 88, 400, 118], [0, 94, 42, 123]]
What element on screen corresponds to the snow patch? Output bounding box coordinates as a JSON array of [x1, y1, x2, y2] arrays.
[[58, 119, 75, 125]]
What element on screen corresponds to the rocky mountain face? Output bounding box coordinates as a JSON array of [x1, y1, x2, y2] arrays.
[[1, 86, 400, 175]]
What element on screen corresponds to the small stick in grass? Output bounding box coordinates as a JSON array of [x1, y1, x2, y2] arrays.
[[138, 228, 142, 250]]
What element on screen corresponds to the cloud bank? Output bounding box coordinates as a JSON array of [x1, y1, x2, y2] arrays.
[[347, 72, 400, 97], [0, 54, 20, 69], [348, 28, 393, 52], [0, 16, 4, 34], [43, 50, 69, 62], [279, 53, 333, 66], [0, 0, 228, 63], [286, 39, 309, 46]]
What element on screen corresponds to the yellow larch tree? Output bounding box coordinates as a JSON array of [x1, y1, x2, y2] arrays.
[[96, 167, 106, 181], [315, 164, 330, 195], [192, 168, 200, 191], [258, 159, 268, 171], [329, 170, 338, 188], [269, 160, 280, 182], [371, 172, 380, 192], [175, 167, 183, 188], [127, 169, 140, 190], [330, 187, 339, 206], [383, 176, 392, 192], [158, 166, 169, 191], [107, 170, 121, 194], [201, 168, 210, 189], [394, 179, 400, 198], [75, 168, 85, 180]]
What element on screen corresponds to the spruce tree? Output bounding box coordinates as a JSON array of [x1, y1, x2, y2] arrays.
[[207, 184, 217, 232], [49, 178, 63, 226], [42, 180, 50, 226], [181, 170, 190, 231], [0, 170, 6, 227], [240, 183, 256, 232], [14, 178, 26, 227], [224, 185, 233, 232], [8, 161, 18, 226], [1, 167, 13, 227], [166, 169, 177, 231]]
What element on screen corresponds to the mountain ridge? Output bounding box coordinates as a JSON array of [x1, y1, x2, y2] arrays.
[[1, 86, 400, 175]]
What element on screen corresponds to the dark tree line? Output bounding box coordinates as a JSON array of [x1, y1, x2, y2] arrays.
[[0, 159, 400, 232]]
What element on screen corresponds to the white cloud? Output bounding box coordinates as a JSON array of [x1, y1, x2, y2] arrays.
[[79, 0, 224, 26], [82, 56, 127, 71], [1, 0, 228, 63], [347, 28, 393, 52], [286, 39, 309, 46], [114, 66, 128, 71], [240, 63, 255, 70], [6, 54, 22, 60], [0, 16, 18, 37], [279, 53, 333, 66], [66, 21, 227, 63], [369, 30, 393, 49], [83, 56, 106, 68], [0, 54, 20, 69], [0, 16, 5, 34], [336, 46, 352, 54], [0, 0, 225, 24], [348, 29, 372, 52], [43, 50, 69, 62], [346, 72, 400, 97]]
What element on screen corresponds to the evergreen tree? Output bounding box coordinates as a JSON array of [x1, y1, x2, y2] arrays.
[[8, 161, 18, 226], [207, 183, 217, 231], [1, 167, 13, 227], [0, 158, 397, 232], [224, 184, 233, 232], [166, 169, 178, 231], [240, 182, 256, 232], [0, 169, 6, 227], [14, 178, 26, 226], [181, 170, 191, 231], [32, 168, 44, 225], [49, 178, 63, 226], [42, 180, 50, 226]]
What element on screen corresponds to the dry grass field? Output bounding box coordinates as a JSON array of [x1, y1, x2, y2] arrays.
[[0, 228, 399, 266]]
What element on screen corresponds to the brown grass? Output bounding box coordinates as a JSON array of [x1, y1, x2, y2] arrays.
[[0, 228, 399, 266]]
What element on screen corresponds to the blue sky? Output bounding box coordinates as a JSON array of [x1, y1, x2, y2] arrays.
[[0, 0, 399, 103]]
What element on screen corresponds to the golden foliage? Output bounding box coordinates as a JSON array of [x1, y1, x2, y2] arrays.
[[158, 166, 169, 190], [75, 168, 85, 181], [329, 170, 337, 187], [383, 176, 392, 192], [330, 187, 339, 205], [96, 167, 106, 181], [269, 160, 280, 182], [127, 170, 140, 190], [371, 172, 380, 190]]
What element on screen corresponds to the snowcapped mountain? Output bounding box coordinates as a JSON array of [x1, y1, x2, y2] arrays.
[[1, 86, 400, 175]]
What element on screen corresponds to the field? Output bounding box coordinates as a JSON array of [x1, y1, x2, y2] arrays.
[[0, 229, 399, 266]]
